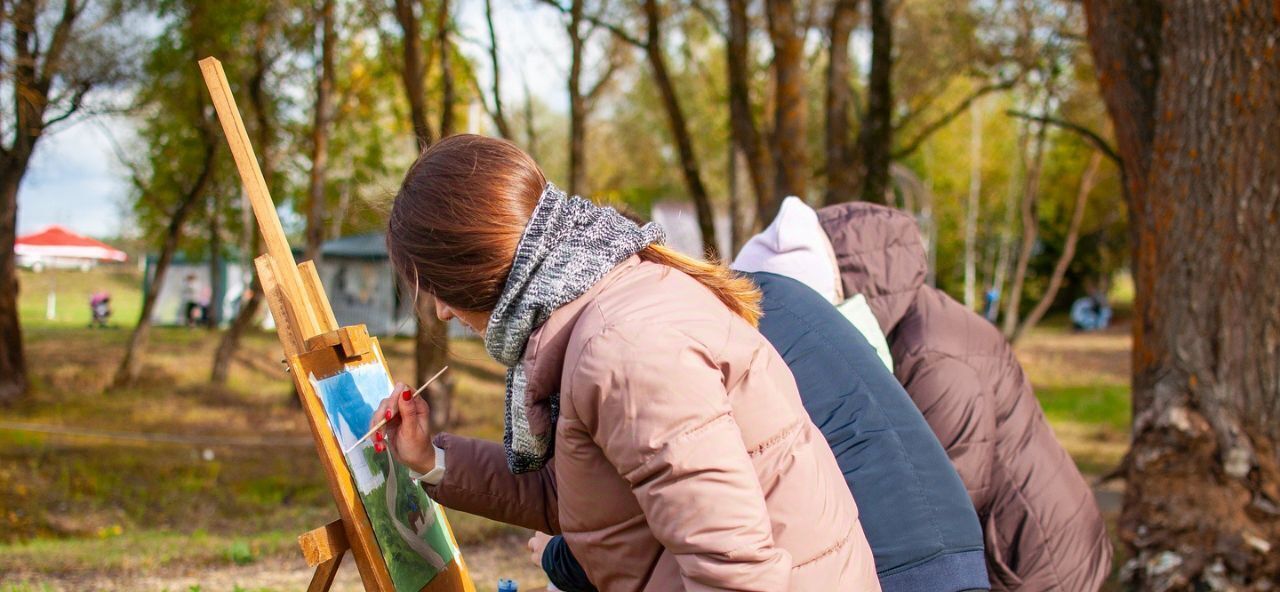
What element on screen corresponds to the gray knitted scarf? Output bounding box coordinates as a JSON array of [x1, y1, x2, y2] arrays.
[[486, 183, 664, 473]]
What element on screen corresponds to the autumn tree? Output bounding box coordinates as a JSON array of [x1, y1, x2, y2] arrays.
[[0, 0, 136, 403], [1085, 1, 1280, 587], [114, 0, 246, 388]]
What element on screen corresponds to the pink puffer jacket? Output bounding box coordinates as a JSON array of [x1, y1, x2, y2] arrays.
[[426, 256, 880, 591]]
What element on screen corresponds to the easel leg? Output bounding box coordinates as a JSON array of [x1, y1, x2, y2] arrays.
[[308, 549, 345, 592]]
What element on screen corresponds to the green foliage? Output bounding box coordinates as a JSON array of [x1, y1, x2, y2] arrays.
[[223, 540, 257, 565]]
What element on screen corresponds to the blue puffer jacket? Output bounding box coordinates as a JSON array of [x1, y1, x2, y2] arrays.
[[541, 272, 988, 592]]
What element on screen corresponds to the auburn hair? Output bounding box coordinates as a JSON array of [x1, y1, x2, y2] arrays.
[[387, 134, 761, 326]]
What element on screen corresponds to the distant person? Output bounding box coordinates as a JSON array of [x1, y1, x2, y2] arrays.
[[983, 285, 1001, 323], [1071, 291, 1112, 332], [735, 198, 1112, 591], [89, 291, 111, 328], [181, 274, 201, 327]]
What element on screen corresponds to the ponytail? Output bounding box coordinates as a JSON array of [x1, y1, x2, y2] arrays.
[[638, 244, 762, 327]]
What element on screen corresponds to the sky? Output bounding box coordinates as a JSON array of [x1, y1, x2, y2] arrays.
[[16, 2, 571, 239]]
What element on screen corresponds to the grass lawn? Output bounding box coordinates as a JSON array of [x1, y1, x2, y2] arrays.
[[1, 267, 1133, 591]]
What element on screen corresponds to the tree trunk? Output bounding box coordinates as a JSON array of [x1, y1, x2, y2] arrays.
[[642, 0, 719, 258], [414, 297, 451, 433], [483, 0, 511, 139], [0, 158, 30, 404], [396, 0, 452, 430], [305, 0, 335, 264], [394, 0, 433, 149], [963, 102, 982, 310], [824, 0, 857, 206], [1010, 150, 1102, 342], [435, 0, 454, 139], [765, 0, 809, 203], [727, 144, 755, 253], [207, 194, 223, 328], [114, 139, 218, 388], [726, 0, 771, 227], [523, 79, 540, 162], [0, 0, 93, 403], [1000, 106, 1049, 338], [210, 259, 262, 384], [566, 0, 587, 196], [212, 12, 276, 384], [1085, 1, 1280, 587], [851, 0, 893, 205]]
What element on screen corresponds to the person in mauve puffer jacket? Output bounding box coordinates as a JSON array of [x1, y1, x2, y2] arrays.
[[815, 202, 1113, 591]]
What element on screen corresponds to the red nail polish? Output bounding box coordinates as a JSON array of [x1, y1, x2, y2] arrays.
[[374, 442, 385, 453], [374, 431, 384, 442], [402, 389, 412, 401], [385, 409, 393, 420]]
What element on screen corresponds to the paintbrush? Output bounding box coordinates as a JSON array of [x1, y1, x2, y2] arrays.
[[343, 366, 448, 455]]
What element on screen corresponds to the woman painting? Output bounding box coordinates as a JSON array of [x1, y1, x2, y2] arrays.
[[371, 134, 879, 591]]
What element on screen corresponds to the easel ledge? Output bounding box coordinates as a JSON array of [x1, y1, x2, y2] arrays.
[[198, 55, 474, 592]]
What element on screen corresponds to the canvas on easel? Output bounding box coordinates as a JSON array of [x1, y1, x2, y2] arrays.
[[198, 56, 475, 592]]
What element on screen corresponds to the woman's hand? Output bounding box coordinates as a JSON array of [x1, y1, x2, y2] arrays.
[[527, 531, 552, 568], [369, 382, 436, 474]]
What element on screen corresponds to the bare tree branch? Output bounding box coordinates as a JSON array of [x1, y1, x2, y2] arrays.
[[892, 78, 1017, 159], [38, 0, 81, 90], [538, 0, 645, 48], [483, 0, 511, 138], [1005, 109, 1124, 172], [41, 82, 90, 128], [583, 54, 619, 109], [688, 0, 725, 38]]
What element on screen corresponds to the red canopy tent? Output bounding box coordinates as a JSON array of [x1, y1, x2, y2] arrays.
[[15, 225, 127, 271]]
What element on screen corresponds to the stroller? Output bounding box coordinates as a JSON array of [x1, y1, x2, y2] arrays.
[[90, 291, 111, 328]]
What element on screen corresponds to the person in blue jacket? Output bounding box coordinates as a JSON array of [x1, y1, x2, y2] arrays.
[[535, 271, 989, 592]]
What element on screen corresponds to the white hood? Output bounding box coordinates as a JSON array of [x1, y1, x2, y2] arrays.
[[731, 196, 844, 304], [733, 196, 894, 371]]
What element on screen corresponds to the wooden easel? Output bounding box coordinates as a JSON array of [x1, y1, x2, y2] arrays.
[[198, 57, 475, 592]]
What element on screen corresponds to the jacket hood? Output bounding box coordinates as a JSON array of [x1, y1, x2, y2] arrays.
[[816, 202, 927, 332], [731, 196, 844, 304]]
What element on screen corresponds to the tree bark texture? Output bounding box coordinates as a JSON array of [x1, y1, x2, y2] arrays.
[[852, 0, 893, 205], [765, 0, 809, 205], [824, 0, 857, 206], [394, 0, 433, 150], [435, 0, 454, 139], [567, 0, 587, 196], [1085, 1, 1280, 587], [726, 0, 771, 228], [305, 0, 335, 264], [0, 159, 30, 404]]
